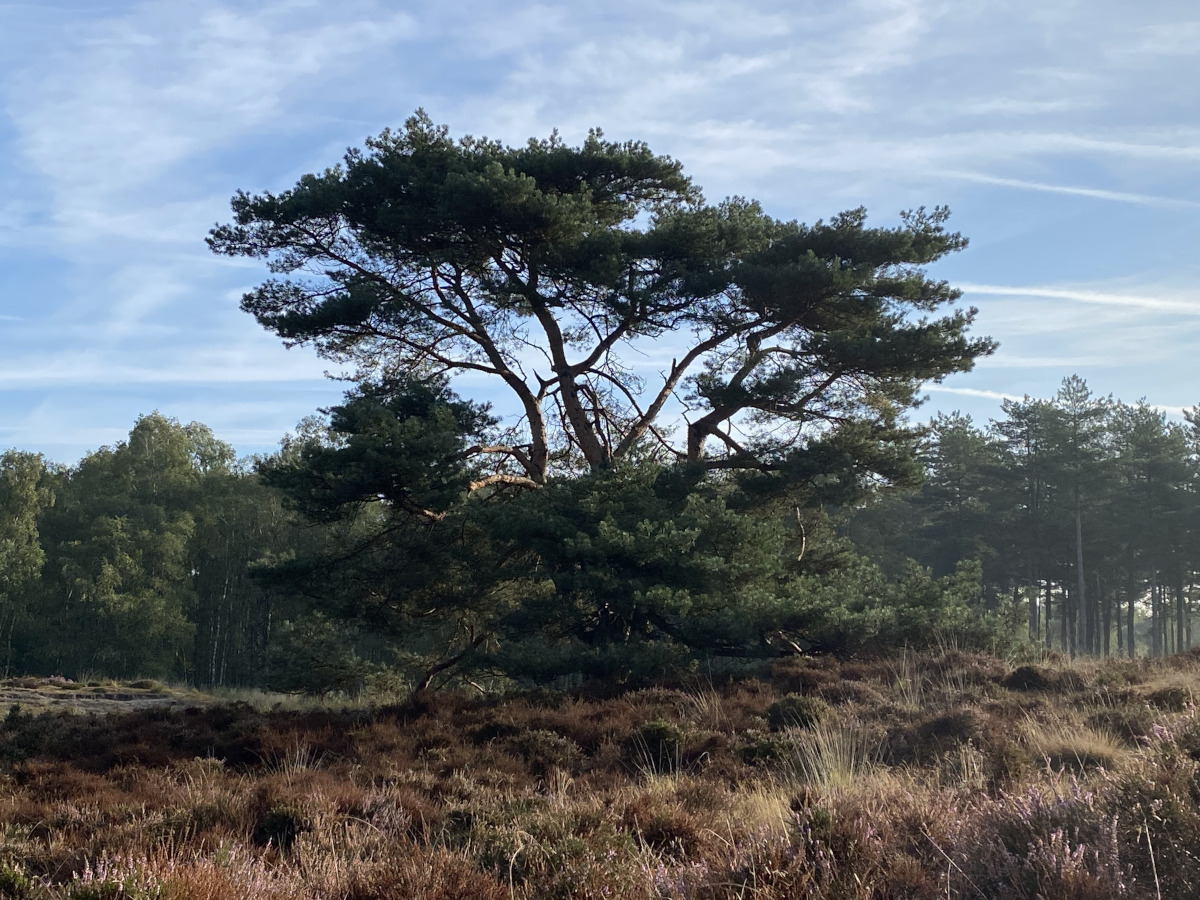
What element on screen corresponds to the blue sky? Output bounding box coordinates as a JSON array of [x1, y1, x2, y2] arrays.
[[1, 0, 1197, 463]]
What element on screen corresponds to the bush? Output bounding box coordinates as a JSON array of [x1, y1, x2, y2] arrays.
[[252, 803, 310, 852], [766, 694, 829, 731], [1145, 682, 1195, 712], [736, 729, 790, 766], [1002, 665, 1085, 693], [887, 708, 982, 765], [0, 864, 31, 899], [266, 614, 374, 695], [625, 719, 685, 774], [503, 729, 580, 777], [816, 681, 885, 707], [1085, 705, 1156, 745]]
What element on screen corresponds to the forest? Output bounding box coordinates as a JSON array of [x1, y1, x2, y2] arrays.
[[0, 374, 1196, 692]]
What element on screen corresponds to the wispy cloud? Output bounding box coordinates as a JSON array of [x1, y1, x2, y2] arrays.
[[925, 385, 1024, 403], [1, 0, 1198, 458], [0, 341, 342, 388], [6, 2, 416, 245], [943, 172, 1200, 209], [960, 284, 1200, 316]]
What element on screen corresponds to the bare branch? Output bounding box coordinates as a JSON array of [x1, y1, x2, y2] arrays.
[[468, 473, 542, 491]]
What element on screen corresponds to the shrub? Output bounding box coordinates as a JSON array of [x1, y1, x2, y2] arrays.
[[816, 681, 884, 707], [1145, 681, 1195, 712], [1085, 705, 1156, 746], [766, 694, 829, 732], [0, 864, 31, 899], [1023, 720, 1128, 774], [1003, 665, 1085, 693], [736, 729, 790, 766], [503, 729, 580, 777], [1003, 665, 1055, 691], [887, 708, 982, 765], [251, 803, 310, 852], [625, 719, 685, 774]]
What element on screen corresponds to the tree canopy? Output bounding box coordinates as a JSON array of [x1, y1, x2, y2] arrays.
[[210, 112, 993, 502]]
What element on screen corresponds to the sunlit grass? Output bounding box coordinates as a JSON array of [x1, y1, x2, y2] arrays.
[[782, 718, 885, 795], [0, 650, 1199, 897], [1022, 716, 1131, 774]]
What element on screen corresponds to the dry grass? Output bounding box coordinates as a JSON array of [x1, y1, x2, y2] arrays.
[[1, 649, 1200, 897], [782, 719, 884, 796], [1022, 716, 1132, 774]]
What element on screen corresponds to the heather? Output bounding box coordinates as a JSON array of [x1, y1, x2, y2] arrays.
[[0, 648, 1198, 899]]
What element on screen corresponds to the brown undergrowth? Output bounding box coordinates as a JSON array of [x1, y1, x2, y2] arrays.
[[2, 650, 1200, 898]]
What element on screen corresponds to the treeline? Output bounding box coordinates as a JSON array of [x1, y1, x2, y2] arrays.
[[0, 374, 1195, 691], [0, 414, 305, 685], [1, 376, 1193, 690], [0, 398, 993, 691], [852, 375, 1200, 659]]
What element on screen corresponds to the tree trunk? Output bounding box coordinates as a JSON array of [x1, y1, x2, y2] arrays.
[[1176, 575, 1185, 657], [1127, 575, 1136, 658], [1188, 582, 1194, 651], [1101, 576, 1111, 657], [1045, 581, 1053, 651], [1027, 556, 1039, 643], [1116, 584, 1124, 656], [1074, 496, 1086, 656], [1062, 583, 1072, 658], [1147, 573, 1156, 657]]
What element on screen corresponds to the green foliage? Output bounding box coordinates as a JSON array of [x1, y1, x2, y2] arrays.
[[253, 385, 1020, 686], [0, 451, 54, 677], [211, 112, 989, 496], [0, 862, 31, 899], [266, 613, 379, 695], [7, 413, 302, 685], [255, 379, 516, 690], [30, 414, 203, 677], [490, 464, 798, 664], [260, 377, 495, 523], [848, 373, 1200, 662], [625, 719, 686, 774]]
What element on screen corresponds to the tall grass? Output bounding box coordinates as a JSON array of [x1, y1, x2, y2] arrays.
[[783, 719, 883, 795]]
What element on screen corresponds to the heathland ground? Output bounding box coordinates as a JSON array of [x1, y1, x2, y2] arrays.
[[2, 648, 1200, 898]]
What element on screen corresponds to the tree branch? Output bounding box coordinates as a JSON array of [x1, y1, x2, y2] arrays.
[[468, 473, 542, 491]]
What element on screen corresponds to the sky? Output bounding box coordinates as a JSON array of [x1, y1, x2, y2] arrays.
[[0, 0, 1197, 463]]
